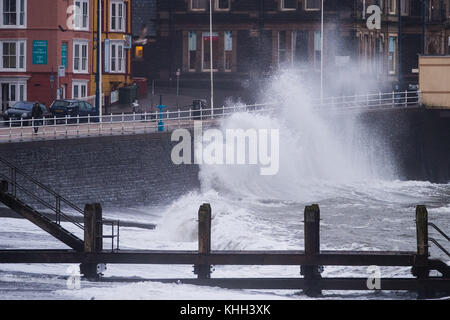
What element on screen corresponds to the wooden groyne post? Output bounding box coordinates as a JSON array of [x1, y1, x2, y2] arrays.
[[80, 203, 103, 279], [301, 204, 322, 296], [413, 205, 431, 298], [195, 203, 212, 279]]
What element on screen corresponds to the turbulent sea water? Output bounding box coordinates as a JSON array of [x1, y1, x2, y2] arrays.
[[0, 72, 449, 300]]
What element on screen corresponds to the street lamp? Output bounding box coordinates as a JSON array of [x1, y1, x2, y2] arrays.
[[209, 0, 214, 110], [320, 0, 324, 101], [95, 0, 103, 122], [176, 68, 181, 107]]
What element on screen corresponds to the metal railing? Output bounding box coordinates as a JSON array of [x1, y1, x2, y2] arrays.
[[428, 222, 450, 258], [315, 90, 421, 110], [0, 156, 120, 251], [0, 91, 421, 142]]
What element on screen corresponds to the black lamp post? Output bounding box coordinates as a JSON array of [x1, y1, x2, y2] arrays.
[[95, 0, 102, 118]]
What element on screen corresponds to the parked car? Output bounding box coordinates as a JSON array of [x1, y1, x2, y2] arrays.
[[49, 100, 99, 123], [2, 102, 50, 126]]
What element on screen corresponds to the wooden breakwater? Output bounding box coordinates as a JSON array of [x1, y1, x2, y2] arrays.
[[0, 192, 449, 298]]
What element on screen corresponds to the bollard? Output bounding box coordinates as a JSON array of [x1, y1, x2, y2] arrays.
[[413, 205, 431, 298], [301, 204, 322, 297], [80, 203, 104, 280], [195, 203, 212, 279]]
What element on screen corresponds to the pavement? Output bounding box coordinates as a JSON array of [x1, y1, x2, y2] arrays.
[[0, 117, 219, 144], [106, 85, 254, 115]]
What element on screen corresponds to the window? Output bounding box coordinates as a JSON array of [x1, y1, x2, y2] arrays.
[[224, 31, 232, 71], [202, 32, 219, 71], [305, 0, 320, 10], [1, 0, 26, 27], [376, 36, 384, 76], [73, 40, 88, 73], [401, 0, 410, 16], [448, 36, 450, 55], [293, 30, 308, 65], [0, 40, 25, 71], [74, 0, 89, 30], [188, 31, 197, 71], [278, 31, 287, 65], [281, 0, 297, 10], [110, 41, 125, 73], [216, 0, 230, 10], [388, 0, 396, 14], [191, 0, 207, 11], [388, 36, 397, 74], [72, 81, 88, 99], [110, 0, 125, 32], [314, 31, 322, 70], [135, 45, 143, 59]]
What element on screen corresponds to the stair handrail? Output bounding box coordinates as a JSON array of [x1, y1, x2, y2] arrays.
[[0, 172, 84, 230], [427, 222, 450, 259], [429, 238, 450, 258], [0, 156, 121, 251], [428, 222, 450, 242], [0, 156, 84, 215]]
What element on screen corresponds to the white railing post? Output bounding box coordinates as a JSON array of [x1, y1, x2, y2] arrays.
[[121, 113, 124, 134], [379, 92, 382, 106], [65, 115, 68, 138], [166, 110, 169, 131], [144, 112, 147, 133], [133, 112, 136, 134], [31, 117, 34, 139], [405, 90, 408, 107], [211, 105, 213, 119], [110, 113, 113, 136], [392, 91, 395, 106], [76, 115, 79, 137], [9, 118, 12, 142], [189, 107, 192, 121], [53, 116, 56, 138], [222, 105, 225, 118], [20, 118, 23, 141], [98, 114, 102, 136], [87, 114, 90, 136]]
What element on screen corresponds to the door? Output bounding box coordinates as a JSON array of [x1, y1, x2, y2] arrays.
[[202, 32, 219, 71], [0, 83, 20, 112]]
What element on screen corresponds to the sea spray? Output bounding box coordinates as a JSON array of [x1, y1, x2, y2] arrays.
[[156, 69, 398, 246]]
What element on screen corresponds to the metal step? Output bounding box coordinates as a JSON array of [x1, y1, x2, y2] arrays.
[[0, 191, 84, 251]]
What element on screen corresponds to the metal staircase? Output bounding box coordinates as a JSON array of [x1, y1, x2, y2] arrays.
[[0, 156, 119, 252]]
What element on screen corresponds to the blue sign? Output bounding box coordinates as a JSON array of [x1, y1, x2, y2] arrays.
[[32, 40, 48, 65], [61, 43, 67, 68], [104, 39, 110, 72]]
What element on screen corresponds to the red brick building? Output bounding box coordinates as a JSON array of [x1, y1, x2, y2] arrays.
[[0, 0, 133, 113], [0, 0, 94, 112]]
